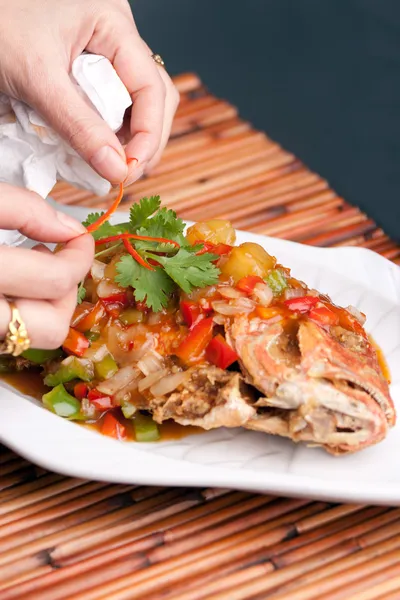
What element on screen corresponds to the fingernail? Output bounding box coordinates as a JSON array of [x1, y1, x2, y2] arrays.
[[125, 160, 145, 186], [56, 211, 87, 234], [90, 146, 128, 183]]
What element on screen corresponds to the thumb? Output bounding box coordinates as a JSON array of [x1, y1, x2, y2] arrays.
[[23, 71, 128, 185], [0, 184, 88, 243]]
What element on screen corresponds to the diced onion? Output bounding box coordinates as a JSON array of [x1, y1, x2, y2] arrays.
[[213, 314, 226, 325], [283, 287, 306, 300], [346, 305, 366, 325], [150, 371, 191, 397], [97, 280, 123, 299], [211, 297, 255, 316], [138, 368, 168, 392], [137, 350, 164, 376], [252, 282, 273, 307], [91, 260, 106, 283], [147, 312, 163, 325], [218, 286, 245, 299], [97, 365, 139, 396], [84, 343, 109, 363]]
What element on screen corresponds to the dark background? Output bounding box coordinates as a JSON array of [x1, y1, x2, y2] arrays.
[[130, 0, 400, 240]]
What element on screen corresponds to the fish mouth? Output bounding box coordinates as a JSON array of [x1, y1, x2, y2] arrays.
[[227, 315, 395, 454]]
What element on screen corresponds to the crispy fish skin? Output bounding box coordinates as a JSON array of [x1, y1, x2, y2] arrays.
[[145, 365, 256, 430], [227, 314, 394, 454]]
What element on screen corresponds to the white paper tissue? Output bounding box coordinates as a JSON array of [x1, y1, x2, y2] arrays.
[[0, 53, 132, 246]]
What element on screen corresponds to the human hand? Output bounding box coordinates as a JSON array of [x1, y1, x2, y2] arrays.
[[0, 184, 94, 349], [0, 0, 179, 186]]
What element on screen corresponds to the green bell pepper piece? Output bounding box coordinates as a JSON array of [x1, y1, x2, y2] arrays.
[[265, 269, 288, 296], [42, 384, 81, 418], [134, 413, 160, 442], [121, 401, 136, 419], [94, 354, 118, 380], [119, 308, 144, 325], [44, 357, 94, 387], [22, 348, 63, 364]]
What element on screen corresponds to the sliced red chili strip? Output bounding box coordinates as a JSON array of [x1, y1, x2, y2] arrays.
[[122, 238, 154, 271], [86, 183, 124, 233]]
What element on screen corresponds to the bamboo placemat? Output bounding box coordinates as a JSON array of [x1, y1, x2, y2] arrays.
[[1, 73, 400, 600]]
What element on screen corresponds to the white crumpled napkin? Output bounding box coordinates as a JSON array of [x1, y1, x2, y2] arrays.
[[0, 53, 132, 246]]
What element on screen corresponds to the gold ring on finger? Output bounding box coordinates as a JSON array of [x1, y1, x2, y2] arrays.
[[0, 300, 30, 357], [151, 54, 165, 68]]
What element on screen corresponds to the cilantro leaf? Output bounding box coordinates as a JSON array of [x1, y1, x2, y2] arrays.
[[134, 208, 186, 251], [77, 282, 86, 304], [115, 255, 175, 312], [129, 196, 161, 230], [152, 249, 220, 294], [82, 213, 129, 241]]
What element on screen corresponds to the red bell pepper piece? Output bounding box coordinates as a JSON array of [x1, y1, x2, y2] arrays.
[[206, 334, 238, 369], [236, 275, 264, 294], [74, 301, 105, 333], [62, 328, 90, 357], [101, 292, 128, 306], [309, 305, 340, 326], [284, 296, 319, 314], [100, 292, 129, 318], [175, 317, 214, 364], [180, 300, 203, 328], [101, 413, 127, 440], [88, 389, 114, 411], [73, 382, 89, 400]]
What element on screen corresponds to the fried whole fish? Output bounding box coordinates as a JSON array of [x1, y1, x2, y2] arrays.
[[5, 215, 395, 455]]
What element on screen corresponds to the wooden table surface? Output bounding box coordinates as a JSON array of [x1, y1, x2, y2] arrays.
[[0, 73, 399, 600]]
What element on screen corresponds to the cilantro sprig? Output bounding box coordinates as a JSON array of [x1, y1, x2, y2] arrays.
[[80, 196, 220, 310]]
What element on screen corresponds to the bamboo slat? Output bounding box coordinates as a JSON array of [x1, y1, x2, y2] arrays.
[[1, 71, 399, 600]]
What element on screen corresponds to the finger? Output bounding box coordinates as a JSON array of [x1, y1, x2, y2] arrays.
[[0, 288, 78, 350], [22, 71, 128, 184], [145, 72, 180, 172], [0, 234, 94, 300], [0, 184, 86, 242], [87, 32, 166, 182]]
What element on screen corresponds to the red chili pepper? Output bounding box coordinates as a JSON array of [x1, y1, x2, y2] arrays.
[[284, 296, 319, 314], [101, 412, 127, 440], [122, 238, 154, 271], [195, 241, 232, 257], [309, 306, 340, 326], [95, 232, 179, 272], [74, 382, 89, 400], [180, 300, 203, 328], [175, 317, 214, 364], [62, 328, 90, 357], [86, 183, 124, 233], [236, 275, 264, 294], [206, 334, 238, 369]]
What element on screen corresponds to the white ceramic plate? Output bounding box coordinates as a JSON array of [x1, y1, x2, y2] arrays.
[[1, 204, 399, 506]]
